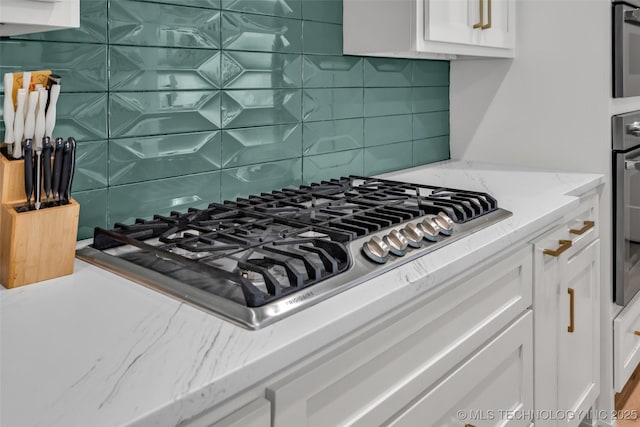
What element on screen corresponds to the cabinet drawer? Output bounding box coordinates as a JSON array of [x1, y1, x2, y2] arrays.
[[389, 311, 533, 426], [534, 192, 598, 258], [182, 398, 270, 427], [614, 291, 640, 391], [267, 246, 532, 426]]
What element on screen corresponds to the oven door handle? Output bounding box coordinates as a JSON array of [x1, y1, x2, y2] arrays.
[[625, 160, 640, 170], [625, 8, 640, 26]]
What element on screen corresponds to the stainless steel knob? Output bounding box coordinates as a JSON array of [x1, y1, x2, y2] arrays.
[[400, 223, 424, 248], [434, 212, 454, 235], [628, 121, 640, 137], [362, 236, 390, 264], [417, 218, 440, 241], [384, 229, 409, 256]]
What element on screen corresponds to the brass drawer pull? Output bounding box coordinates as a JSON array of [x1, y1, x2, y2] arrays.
[[482, 0, 492, 29], [568, 288, 575, 333], [473, 0, 484, 28], [465, 425, 476, 427], [543, 240, 572, 257], [570, 220, 595, 235], [634, 331, 640, 336]]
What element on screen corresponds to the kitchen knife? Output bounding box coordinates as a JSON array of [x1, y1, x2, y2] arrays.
[[23, 138, 33, 208], [63, 137, 77, 203], [12, 89, 26, 159], [3, 73, 15, 153], [23, 91, 38, 145], [45, 84, 60, 139], [42, 137, 52, 206], [33, 90, 47, 210], [21, 71, 31, 121], [59, 139, 72, 205], [52, 137, 63, 202]]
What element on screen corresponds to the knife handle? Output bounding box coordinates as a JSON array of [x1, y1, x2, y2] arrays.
[[12, 89, 26, 159], [23, 139, 33, 206], [65, 137, 77, 202], [52, 137, 64, 199], [3, 73, 15, 145], [24, 91, 38, 141], [59, 140, 72, 204], [45, 84, 60, 139], [42, 137, 52, 201]]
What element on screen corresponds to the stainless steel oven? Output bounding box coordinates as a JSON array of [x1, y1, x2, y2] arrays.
[[614, 1, 640, 98], [614, 111, 640, 305]]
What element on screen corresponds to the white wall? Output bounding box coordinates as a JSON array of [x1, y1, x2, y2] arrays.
[[450, 1, 640, 424]]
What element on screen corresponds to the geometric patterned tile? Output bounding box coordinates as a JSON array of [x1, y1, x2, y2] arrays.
[[222, 51, 301, 89], [110, 46, 221, 91], [221, 89, 301, 128], [110, 91, 221, 138], [221, 0, 301, 18], [221, 158, 302, 200], [0, 40, 108, 92], [364, 141, 413, 175], [221, 124, 301, 167], [222, 12, 302, 53], [110, 0, 221, 48], [303, 118, 363, 155], [303, 149, 364, 183], [109, 131, 222, 185], [303, 55, 362, 88]]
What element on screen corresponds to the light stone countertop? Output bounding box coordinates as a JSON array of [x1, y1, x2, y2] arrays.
[[0, 160, 604, 427]]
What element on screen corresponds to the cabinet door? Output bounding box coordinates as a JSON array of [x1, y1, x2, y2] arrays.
[[426, 0, 476, 45], [388, 311, 533, 427], [425, 0, 515, 49], [557, 239, 600, 426]]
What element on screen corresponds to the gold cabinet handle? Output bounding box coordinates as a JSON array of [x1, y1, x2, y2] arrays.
[[568, 288, 575, 333], [634, 331, 640, 336], [543, 239, 572, 257], [465, 425, 476, 427], [482, 0, 492, 29], [570, 220, 595, 235], [473, 0, 484, 29]]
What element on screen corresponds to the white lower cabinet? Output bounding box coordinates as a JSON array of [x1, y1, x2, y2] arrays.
[[388, 311, 533, 427], [533, 194, 600, 427], [267, 246, 533, 427]]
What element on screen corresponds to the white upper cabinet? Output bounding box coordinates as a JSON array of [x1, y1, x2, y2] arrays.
[[344, 0, 516, 60], [0, 0, 80, 37]]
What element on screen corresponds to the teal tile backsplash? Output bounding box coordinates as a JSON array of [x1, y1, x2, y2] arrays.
[[0, 0, 450, 239]]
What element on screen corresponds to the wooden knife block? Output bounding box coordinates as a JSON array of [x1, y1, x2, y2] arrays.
[[0, 155, 80, 288]]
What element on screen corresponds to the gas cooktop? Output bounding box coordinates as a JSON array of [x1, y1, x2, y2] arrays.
[[76, 176, 512, 329]]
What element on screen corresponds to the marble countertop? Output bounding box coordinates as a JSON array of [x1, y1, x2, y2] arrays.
[[0, 160, 604, 427]]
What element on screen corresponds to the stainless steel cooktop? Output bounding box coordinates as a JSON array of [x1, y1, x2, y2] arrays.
[[77, 176, 512, 329]]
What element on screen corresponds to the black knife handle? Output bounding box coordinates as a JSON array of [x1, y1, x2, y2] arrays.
[[42, 137, 52, 200], [23, 139, 33, 206], [59, 140, 72, 204], [65, 137, 77, 202], [52, 137, 64, 199]]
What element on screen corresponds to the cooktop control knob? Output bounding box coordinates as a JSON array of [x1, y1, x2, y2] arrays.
[[384, 229, 409, 256], [362, 236, 390, 264], [400, 223, 424, 248], [434, 212, 454, 235], [418, 218, 440, 241]]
